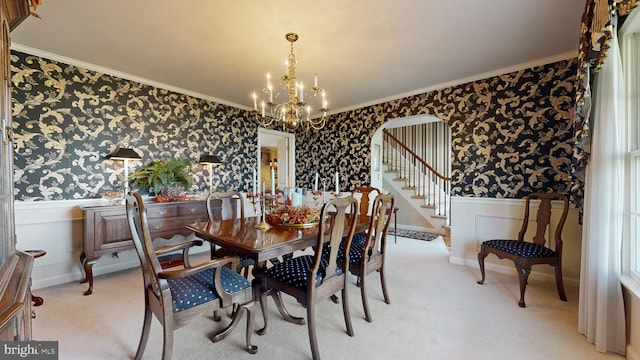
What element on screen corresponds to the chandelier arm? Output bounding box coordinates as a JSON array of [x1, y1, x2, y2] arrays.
[[251, 32, 328, 130]]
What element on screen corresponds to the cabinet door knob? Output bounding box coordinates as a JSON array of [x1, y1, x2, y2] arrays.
[[158, 209, 167, 215], [188, 207, 197, 213]]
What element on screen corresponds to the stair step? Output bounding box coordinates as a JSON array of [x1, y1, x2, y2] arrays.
[[401, 186, 417, 190], [421, 204, 436, 209], [411, 195, 426, 200]]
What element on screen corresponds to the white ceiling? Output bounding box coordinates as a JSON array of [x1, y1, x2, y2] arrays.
[[10, 0, 585, 115]]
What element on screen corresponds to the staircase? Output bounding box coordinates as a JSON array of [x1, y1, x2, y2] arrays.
[[382, 126, 451, 237]]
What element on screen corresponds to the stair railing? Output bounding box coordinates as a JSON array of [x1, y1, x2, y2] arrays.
[[383, 128, 451, 221]]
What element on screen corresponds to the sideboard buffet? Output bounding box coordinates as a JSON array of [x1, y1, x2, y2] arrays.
[[81, 199, 218, 295]]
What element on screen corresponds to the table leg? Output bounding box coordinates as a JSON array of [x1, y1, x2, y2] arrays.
[[253, 261, 304, 336]]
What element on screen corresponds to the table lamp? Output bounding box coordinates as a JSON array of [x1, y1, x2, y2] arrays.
[[198, 154, 222, 194], [106, 146, 142, 195]]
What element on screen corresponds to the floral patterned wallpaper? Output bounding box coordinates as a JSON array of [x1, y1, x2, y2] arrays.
[[296, 59, 576, 199], [10, 50, 576, 201], [10, 51, 257, 200]]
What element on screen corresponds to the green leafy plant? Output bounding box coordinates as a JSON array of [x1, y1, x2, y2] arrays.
[[128, 158, 193, 194]]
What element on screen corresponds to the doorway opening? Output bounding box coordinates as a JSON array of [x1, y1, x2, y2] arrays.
[[257, 128, 295, 192]]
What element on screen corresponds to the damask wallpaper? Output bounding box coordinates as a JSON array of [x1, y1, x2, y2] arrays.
[[10, 50, 576, 201], [295, 59, 576, 199], [10, 51, 258, 200]]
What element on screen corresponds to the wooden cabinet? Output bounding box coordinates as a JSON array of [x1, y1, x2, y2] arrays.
[[0, 0, 32, 343], [80, 200, 210, 295]]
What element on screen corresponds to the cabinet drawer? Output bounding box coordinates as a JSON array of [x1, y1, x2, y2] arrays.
[[179, 202, 206, 216], [146, 206, 179, 218], [148, 215, 206, 237]]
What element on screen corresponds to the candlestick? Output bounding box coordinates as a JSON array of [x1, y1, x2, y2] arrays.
[[335, 171, 339, 193], [271, 167, 276, 195], [314, 172, 319, 191], [253, 168, 257, 195]]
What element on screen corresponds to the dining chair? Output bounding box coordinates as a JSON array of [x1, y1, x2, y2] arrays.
[[125, 192, 257, 359], [207, 191, 254, 277], [258, 196, 359, 360], [352, 186, 398, 243], [476, 192, 570, 307], [345, 193, 394, 322]]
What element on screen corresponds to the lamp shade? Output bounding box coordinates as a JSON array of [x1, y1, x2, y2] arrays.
[[198, 154, 222, 164], [106, 147, 142, 160]]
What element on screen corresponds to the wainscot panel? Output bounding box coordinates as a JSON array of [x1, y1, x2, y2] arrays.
[[450, 196, 582, 287]]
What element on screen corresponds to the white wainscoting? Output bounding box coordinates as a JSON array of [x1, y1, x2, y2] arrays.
[[449, 196, 582, 287], [13, 199, 213, 290]]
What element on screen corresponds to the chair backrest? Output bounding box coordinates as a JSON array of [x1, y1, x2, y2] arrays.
[[352, 186, 381, 217], [364, 193, 395, 259], [312, 196, 358, 289], [125, 192, 165, 299], [207, 191, 245, 221], [518, 192, 569, 253]]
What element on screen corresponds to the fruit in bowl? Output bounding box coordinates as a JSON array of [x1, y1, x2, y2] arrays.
[[266, 205, 320, 227]]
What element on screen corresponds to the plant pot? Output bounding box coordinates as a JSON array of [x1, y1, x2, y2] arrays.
[[160, 184, 184, 197]]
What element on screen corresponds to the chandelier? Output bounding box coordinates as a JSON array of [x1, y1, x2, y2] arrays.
[[252, 33, 328, 130]]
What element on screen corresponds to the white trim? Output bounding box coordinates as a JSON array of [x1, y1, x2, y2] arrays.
[[257, 128, 295, 190], [11, 43, 575, 117], [10, 43, 251, 111], [449, 254, 580, 288], [331, 51, 577, 114]]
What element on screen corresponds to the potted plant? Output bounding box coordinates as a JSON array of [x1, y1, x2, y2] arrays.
[[128, 158, 193, 199]]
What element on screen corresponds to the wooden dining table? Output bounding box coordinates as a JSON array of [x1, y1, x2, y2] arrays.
[[186, 214, 370, 326]]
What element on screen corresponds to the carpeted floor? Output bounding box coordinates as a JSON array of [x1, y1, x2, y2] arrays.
[[29, 238, 622, 360], [387, 228, 440, 241]]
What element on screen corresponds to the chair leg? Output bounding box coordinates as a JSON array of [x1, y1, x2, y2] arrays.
[[307, 301, 320, 360], [162, 317, 173, 360], [516, 265, 532, 308], [134, 304, 152, 360], [379, 264, 390, 305], [360, 273, 372, 322], [477, 249, 488, 285], [342, 287, 354, 337], [555, 264, 567, 301]]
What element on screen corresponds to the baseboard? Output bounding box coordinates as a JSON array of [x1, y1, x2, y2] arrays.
[[31, 259, 140, 290], [449, 255, 580, 288], [396, 223, 443, 234], [628, 345, 639, 360]]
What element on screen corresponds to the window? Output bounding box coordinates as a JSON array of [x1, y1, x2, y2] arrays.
[[622, 11, 640, 284]]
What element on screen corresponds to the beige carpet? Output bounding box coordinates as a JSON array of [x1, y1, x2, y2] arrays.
[[31, 237, 623, 360]]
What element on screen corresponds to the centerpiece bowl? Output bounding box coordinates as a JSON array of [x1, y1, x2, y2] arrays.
[[266, 205, 321, 227]]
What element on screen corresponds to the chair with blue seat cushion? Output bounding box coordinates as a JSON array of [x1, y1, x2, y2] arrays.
[[207, 191, 255, 277], [323, 193, 394, 322], [125, 192, 257, 360], [258, 196, 358, 360], [347, 193, 394, 322], [476, 192, 569, 308]]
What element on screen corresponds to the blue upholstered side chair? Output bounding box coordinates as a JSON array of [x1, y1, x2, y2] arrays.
[[125, 192, 257, 360], [476, 192, 569, 308], [344, 193, 394, 322], [258, 196, 359, 360]]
